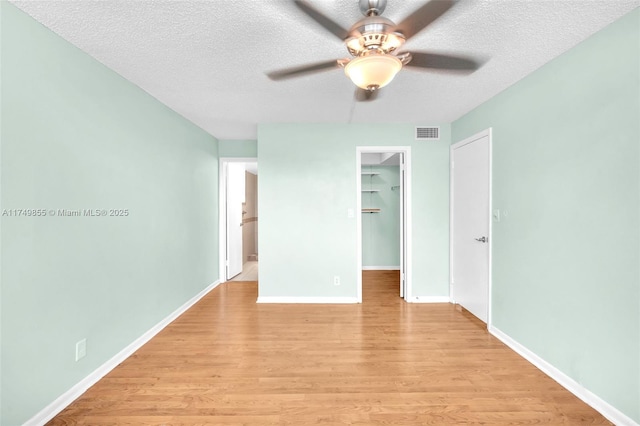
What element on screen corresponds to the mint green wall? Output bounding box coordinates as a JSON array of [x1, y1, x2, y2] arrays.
[[362, 165, 400, 267], [0, 3, 4, 423], [452, 9, 639, 422], [258, 123, 450, 299], [219, 139, 257, 158], [0, 4, 219, 425]]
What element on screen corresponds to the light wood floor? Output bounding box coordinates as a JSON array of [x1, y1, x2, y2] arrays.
[[231, 261, 259, 282], [49, 271, 611, 425]]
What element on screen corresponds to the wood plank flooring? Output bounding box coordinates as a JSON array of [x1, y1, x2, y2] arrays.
[[231, 261, 259, 282], [49, 271, 611, 425]]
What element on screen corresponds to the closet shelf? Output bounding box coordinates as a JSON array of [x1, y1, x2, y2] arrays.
[[361, 172, 380, 176], [362, 208, 381, 213], [361, 189, 380, 192]]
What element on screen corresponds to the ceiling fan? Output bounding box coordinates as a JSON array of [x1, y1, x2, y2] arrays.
[[267, 0, 484, 101]]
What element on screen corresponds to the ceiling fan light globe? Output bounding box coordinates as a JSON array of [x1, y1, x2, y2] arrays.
[[344, 54, 402, 90]]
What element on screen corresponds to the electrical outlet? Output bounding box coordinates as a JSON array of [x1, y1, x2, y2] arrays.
[[333, 276, 341, 286], [75, 338, 87, 361]]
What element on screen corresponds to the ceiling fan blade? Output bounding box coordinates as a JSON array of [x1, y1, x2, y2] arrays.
[[396, 0, 456, 41], [267, 60, 340, 80], [404, 52, 483, 72], [294, 0, 349, 40], [355, 88, 380, 102]]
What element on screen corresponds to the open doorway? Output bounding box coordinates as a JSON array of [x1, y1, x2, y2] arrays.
[[219, 158, 258, 282], [356, 147, 412, 303]]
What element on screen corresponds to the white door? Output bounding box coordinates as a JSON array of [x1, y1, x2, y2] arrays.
[[226, 163, 245, 280], [451, 130, 491, 323]]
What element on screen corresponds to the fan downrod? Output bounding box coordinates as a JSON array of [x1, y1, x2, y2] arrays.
[[359, 0, 387, 16]]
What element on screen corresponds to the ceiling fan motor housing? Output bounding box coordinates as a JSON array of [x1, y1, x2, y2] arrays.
[[359, 0, 387, 16], [346, 16, 405, 56]]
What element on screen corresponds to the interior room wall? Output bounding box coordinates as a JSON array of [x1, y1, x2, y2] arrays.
[[452, 9, 639, 422], [257, 123, 450, 300], [1, 3, 219, 424], [361, 165, 400, 269], [219, 139, 257, 158]]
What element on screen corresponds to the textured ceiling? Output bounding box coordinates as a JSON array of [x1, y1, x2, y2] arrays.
[[10, 0, 639, 140]]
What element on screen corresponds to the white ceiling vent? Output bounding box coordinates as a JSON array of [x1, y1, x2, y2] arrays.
[[415, 126, 440, 141]]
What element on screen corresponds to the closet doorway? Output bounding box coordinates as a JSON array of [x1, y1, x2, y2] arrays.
[[356, 147, 412, 302], [219, 158, 259, 282]]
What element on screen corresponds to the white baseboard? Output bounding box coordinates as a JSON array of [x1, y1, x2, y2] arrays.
[[489, 326, 639, 426], [362, 266, 400, 271], [25, 280, 221, 426], [256, 296, 359, 304], [408, 295, 451, 303]]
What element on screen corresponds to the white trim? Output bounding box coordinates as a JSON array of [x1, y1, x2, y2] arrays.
[[362, 266, 400, 270], [449, 142, 454, 303], [218, 159, 227, 283], [256, 297, 359, 304], [404, 151, 412, 301], [450, 128, 493, 326], [408, 296, 451, 303], [25, 280, 221, 426], [487, 129, 493, 326], [219, 157, 258, 283], [490, 326, 639, 426], [356, 146, 412, 304], [356, 152, 363, 303]]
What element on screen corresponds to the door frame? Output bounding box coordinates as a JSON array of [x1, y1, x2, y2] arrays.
[[356, 146, 412, 303], [218, 157, 257, 283], [449, 128, 493, 326]]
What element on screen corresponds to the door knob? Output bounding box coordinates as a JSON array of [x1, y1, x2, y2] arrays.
[[475, 236, 487, 243]]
